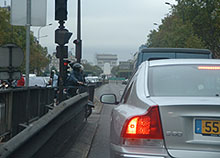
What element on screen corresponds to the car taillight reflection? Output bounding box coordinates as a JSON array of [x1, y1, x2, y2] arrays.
[[122, 105, 163, 140]]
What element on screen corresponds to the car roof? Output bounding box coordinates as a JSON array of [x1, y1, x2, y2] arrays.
[[148, 59, 220, 67], [140, 48, 212, 54]]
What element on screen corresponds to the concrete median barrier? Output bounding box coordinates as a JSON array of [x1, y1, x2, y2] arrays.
[[0, 93, 88, 158]]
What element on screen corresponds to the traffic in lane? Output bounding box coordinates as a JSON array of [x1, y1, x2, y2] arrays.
[[101, 59, 220, 158]]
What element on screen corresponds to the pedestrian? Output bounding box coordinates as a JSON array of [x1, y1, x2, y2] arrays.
[[50, 70, 58, 103], [50, 70, 58, 88], [17, 74, 25, 87]]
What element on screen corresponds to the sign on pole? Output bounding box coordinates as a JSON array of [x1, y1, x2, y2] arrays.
[[0, 44, 24, 81], [11, 0, 47, 26], [0, 45, 24, 67], [0, 71, 21, 80]]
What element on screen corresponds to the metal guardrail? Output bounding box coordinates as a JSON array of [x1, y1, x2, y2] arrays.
[[0, 92, 88, 158], [0, 87, 54, 142], [64, 84, 95, 102]]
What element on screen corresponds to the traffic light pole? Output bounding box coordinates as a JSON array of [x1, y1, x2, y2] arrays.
[[55, 0, 72, 103], [75, 0, 82, 63], [58, 53, 64, 102], [58, 21, 65, 102]]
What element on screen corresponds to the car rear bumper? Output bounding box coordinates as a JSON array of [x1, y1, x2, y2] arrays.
[[110, 143, 171, 158]]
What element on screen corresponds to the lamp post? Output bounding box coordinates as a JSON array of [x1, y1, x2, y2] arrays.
[[37, 23, 52, 43], [165, 1, 184, 23], [165, 2, 172, 6], [38, 35, 48, 39], [25, 0, 31, 87]]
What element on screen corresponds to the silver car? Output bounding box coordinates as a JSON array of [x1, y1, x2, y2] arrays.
[[101, 59, 220, 158]]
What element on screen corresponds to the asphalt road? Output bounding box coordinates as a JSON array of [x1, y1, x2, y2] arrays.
[[88, 82, 126, 158], [61, 81, 126, 158]]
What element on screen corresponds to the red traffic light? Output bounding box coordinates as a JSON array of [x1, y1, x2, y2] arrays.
[[63, 59, 71, 66]]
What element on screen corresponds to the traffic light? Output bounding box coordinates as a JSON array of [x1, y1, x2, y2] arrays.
[[56, 46, 68, 58], [55, 29, 72, 46], [55, 0, 67, 21], [63, 59, 70, 81]]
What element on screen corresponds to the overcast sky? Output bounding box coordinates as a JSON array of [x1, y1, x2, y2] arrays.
[[1, 0, 176, 63]]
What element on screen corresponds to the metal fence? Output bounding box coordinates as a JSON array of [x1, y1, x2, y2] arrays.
[[0, 87, 54, 141]]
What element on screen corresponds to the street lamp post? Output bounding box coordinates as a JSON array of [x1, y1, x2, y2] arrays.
[[38, 35, 48, 39], [25, 0, 31, 87], [37, 23, 52, 43], [165, 2, 172, 6]]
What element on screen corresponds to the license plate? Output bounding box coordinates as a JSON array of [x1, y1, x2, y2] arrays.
[[195, 119, 220, 136]]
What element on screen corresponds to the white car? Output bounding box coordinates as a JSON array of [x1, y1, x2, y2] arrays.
[[101, 59, 220, 158], [29, 76, 49, 87]]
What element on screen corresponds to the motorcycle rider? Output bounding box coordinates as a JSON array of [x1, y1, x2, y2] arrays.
[[65, 63, 86, 96], [65, 63, 94, 118], [66, 63, 85, 86]]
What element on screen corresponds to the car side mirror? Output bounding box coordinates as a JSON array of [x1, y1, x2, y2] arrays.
[[100, 94, 118, 104]]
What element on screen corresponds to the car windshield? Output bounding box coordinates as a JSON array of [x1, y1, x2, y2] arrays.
[[148, 65, 220, 97]]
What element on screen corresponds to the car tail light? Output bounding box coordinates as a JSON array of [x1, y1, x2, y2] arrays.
[[121, 105, 163, 140]]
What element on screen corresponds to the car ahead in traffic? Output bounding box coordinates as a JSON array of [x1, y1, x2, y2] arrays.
[[29, 76, 50, 87], [122, 79, 128, 85], [101, 59, 220, 158], [133, 47, 213, 70]]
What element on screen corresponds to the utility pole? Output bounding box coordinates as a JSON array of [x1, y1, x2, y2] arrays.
[[55, 0, 72, 102], [25, 0, 31, 86], [73, 0, 82, 63]]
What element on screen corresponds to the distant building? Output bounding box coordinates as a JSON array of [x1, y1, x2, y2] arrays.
[[68, 51, 76, 63], [0, 1, 10, 11], [49, 52, 59, 71], [96, 54, 118, 73], [49, 52, 76, 72]]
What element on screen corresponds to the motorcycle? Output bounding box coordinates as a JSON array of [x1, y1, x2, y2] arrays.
[[0, 81, 9, 89], [63, 83, 95, 119]]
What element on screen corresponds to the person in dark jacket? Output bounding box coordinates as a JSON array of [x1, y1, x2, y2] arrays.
[[65, 63, 85, 97], [66, 63, 85, 86]]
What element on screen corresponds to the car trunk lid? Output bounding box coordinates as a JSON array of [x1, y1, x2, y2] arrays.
[[151, 97, 220, 158]]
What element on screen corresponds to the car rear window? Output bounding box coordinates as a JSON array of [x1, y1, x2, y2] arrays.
[[148, 65, 220, 97]]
